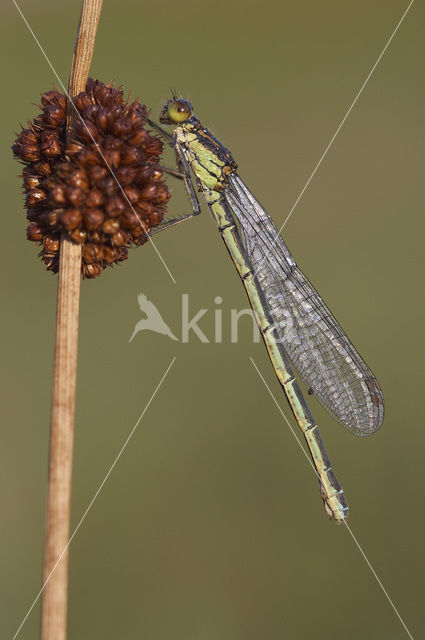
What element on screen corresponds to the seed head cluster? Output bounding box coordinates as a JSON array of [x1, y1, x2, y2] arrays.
[[12, 79, 170, 278]]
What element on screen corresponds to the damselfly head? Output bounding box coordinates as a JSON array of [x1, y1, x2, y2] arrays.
[[159, 99, 193, 125]]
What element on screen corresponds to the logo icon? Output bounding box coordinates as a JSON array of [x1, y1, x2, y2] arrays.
[[129, 294, 178, 343]]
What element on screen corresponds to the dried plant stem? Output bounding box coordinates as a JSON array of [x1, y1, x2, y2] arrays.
[[41, 2, 103, 640]]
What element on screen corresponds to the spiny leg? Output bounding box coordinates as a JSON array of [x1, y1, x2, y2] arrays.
[[149, 139, 202, 236], [147, 118, 174, 146], [147, 117, 200, 210], [157, 164, 186, 179]]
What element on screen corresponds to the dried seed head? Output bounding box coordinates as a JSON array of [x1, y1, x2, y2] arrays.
[[13, 79, 170, 278]]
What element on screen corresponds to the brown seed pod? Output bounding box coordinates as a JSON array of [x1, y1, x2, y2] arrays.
[[43, 235, 60, 253], [83, 262, 103, 279], [27, 223, 43, 242], [23, 173, 41, 190], [103, 246, 118, 264], [84, 208, 104, 230], [12, 79, 170, 278], [70, 228, 87, 244], [60, 209, 82, 230], [26, 189, 46, 207]]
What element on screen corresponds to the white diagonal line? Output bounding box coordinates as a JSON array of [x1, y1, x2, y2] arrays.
[[12, 0, 177, 284], [250, 356, 414, 640], [343, 521, 414, 640], [255, 0, 414, 273], [12, 357, 176, 640]]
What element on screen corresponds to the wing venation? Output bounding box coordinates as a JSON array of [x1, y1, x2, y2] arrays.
[[225, 174, 384, 435]]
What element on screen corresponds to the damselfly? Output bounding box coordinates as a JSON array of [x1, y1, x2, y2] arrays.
[[149, 99, 384, 522]]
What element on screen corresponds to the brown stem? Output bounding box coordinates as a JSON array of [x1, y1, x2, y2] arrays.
[[40, 2, 103, 640]]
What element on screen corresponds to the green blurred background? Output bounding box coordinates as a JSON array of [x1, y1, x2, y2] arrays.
[[1, 1, 423, 638]]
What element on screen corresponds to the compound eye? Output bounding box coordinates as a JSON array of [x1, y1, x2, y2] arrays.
[[167, 100, 192, 123]]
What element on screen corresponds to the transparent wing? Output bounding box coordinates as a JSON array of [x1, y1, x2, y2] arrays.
[[225, 174, 384, 435]]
